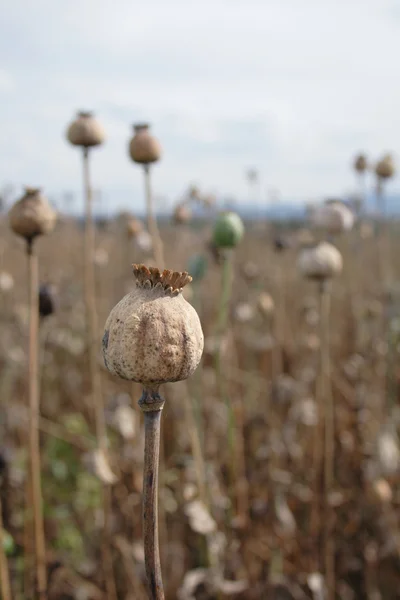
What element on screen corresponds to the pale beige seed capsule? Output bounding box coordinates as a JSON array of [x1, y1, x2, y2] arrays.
[[375, 154, 395, 180], [129, 123, 161, 165], [370, 478, 393, 503], [188, 184, 201, 201], [257, 292, 275, 318], [66, 111, 105, 148], [297, 241, 343, 280], [311, 201, 355, 234], [126, 217, 144, 238], [173, 203, 191, 224], [102, 265, 204, 387], [354, 153, 368, 173], [9, 187, 56, 240]]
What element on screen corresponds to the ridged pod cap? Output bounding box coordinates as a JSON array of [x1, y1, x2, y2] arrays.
[[129, 123, 161, 165], [102, 265, 204, 387], [66, 111, 105, 148], [311, 201, 355, 235], [354, 153, 368, 173], [297, 241, 343, 280], [375, 154, 395, 180], [9, 187, 56, 241], [212, 211, 244, 248]]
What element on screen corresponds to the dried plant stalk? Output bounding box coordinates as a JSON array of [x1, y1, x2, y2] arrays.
[[102, 265, 204, 598], [310, 278, 335, 599], [376, 181, 390, 424], [233, 396, 249, 525], [376, 181, 390, 286], [183, 385, 208, 506], [140, 388, 165, 600], [82, 148, 107, 449], [320, 281, 335, 600], [0, 495, 11, 600], [143, 165, 165, 268], [82, 148, 117, 600], [102, 485, 118, 599], [27, 239, 47, 600], [273, 261, 285, 376]]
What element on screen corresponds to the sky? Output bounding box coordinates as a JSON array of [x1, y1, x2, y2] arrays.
[[1, 0, 400, 213]]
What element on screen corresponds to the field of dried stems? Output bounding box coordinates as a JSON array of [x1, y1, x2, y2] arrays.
[[1, 209, 400, 600]]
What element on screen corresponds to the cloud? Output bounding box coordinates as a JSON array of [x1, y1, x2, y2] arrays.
[[0, 69, 14, 93], [0, 0, 399, 210]]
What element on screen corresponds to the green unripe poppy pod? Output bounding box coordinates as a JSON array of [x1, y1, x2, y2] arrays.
[[212, 212, 244, 248]]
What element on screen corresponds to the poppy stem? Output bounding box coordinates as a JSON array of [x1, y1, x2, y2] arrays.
[[143, 165, 165, 269], [82, 147, 107, 449], [27, 239, 47, 600], [82, 148, 117, 600], [140, 388, 165, 600]]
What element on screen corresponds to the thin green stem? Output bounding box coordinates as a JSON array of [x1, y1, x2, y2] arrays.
[[214, 251, 246, 519], [0, 495, 11, 600], [191, 282, 205, 450]]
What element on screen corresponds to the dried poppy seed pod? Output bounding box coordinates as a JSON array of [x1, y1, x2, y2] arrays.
[[375, 154, 395, 180], [173, 202, 191, 224], [126, 217, 144, 238], [212, 211, 244, 248], [188, 184, 201, 201], [66, 111, 105, 148], [311, 201, 354, 235], [354, 153, 368, 173], [257, 292, 275, 318], [202, 193, 216, 208], [129, 123, 161, 165], [241, 260, 259, 282], [102, 265, 204, 388], [39, 283, 56, 319], [9, 187, 56, 242], [298, 241, 342, 281]]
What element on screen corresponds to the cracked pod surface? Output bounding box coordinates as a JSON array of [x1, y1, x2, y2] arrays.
[[102, 265, 204, 387], [9, 187, 56, 241]]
